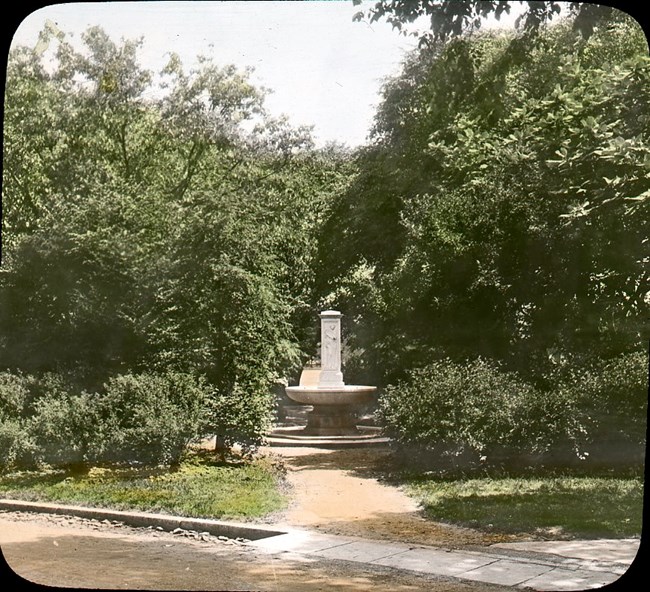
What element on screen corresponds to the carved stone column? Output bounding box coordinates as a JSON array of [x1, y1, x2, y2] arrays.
[[319, 310, 344, 387]]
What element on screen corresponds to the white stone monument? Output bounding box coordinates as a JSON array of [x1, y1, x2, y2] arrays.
[[319, 310, 344, 387]]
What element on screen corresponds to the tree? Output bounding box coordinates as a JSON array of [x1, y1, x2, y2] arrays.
[[318, 10, 649, 385], [2, 44, 66, 249], [353, 1, 618, 45], [2, 27, 176, 374], [1, 25, 352, 447]]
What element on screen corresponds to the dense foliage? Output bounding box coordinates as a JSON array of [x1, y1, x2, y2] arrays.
[[1, 25, 350, 459], [319, 12, 649, 383], [353, 1, 619, 45], [318, 10, 648, 458], [378, 358, 587, 458], [2, 10, 647, 468], [379, 351, 648, 462]]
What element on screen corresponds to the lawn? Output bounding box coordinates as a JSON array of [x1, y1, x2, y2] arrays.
[[0, 451, 288, 521], [405, 474, 644, 539]]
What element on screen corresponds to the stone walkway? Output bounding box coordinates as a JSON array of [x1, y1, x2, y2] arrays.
[[258, 444, 641, 590], [250, 528, 639, 590]]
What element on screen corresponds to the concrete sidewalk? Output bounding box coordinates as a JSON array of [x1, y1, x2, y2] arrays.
[[0, 499, 639, 591], [248, 529, 638, 590]]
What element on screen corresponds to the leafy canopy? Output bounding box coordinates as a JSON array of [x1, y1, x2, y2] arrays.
[[1, 25, 353, 446], [319, 8, 649, 386], [353, 1, 618, 45]]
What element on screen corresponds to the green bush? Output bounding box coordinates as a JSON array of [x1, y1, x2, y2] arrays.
[[0, 371, 36, 470], [204, 381, 274, 452], [1, 370, 212, 470], [99, 371, 210, 466], [597, 352, 648, 444], [560, 352, 648, 447], [0, 371, 30, 419], [0, 371, 97, 470], [378, 358, 588, 459], [27, 391, 100, 468], [0, 418, 36, 470]]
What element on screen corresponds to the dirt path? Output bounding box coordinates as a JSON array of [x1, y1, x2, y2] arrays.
[[266, 446, 523, 548]]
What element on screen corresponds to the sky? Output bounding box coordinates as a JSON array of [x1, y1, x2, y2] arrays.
[[10, 1, 426, 148]]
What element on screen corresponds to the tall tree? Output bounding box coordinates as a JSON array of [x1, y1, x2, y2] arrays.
[[1, 25, 351, 393], [319, 10, 649, 384]]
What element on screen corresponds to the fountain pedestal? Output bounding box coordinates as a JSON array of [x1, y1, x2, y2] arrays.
[[305, 405, 357, 436], [319, 310, 344, 387]]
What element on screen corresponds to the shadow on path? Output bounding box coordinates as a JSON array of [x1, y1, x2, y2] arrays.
[[269, 446, 398, 480], [267, 446, 521, 548]]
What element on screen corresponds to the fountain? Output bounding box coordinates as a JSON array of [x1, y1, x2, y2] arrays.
[[281, 310, 380, 440]]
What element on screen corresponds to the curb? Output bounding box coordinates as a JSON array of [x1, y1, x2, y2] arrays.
[[0, 499, 286, 541]]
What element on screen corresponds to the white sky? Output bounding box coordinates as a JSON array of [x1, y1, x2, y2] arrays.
[[11, 0, 425, 148]]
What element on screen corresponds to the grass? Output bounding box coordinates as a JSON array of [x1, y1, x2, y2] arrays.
[[0, 451, 288, 521], [404, 474, 644, 539]]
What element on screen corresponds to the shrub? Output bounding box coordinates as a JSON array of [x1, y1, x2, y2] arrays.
[[0, 371, 36, 470], [204, 381, 274, 452], [596, 352, 648, 444], [378, 357, 588, 459], [0, 418, 36, 471], [1, 369, 212, 470], [560, 351, 648, 447], [99, 371, 209, 466], [0, 371, 30, 419], [27, 391, 100, 468], [0, 370, 98, 470]]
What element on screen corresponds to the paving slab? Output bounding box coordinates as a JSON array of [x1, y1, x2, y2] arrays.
[[460, 559, 555, 586], [248, 530, 353, 554], [1, 498, 635, 590], [311, 540, 412, 562], [371, 547, 496, 576], [518, 566, 622, 591], [492, 538, 640, 565]]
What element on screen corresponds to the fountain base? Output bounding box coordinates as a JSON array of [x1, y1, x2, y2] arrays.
[[267, 425, 390, 448], [303, 404, 360, 436]]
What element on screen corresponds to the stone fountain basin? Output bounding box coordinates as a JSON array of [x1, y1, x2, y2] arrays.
[[285, 385, 377, 406]]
